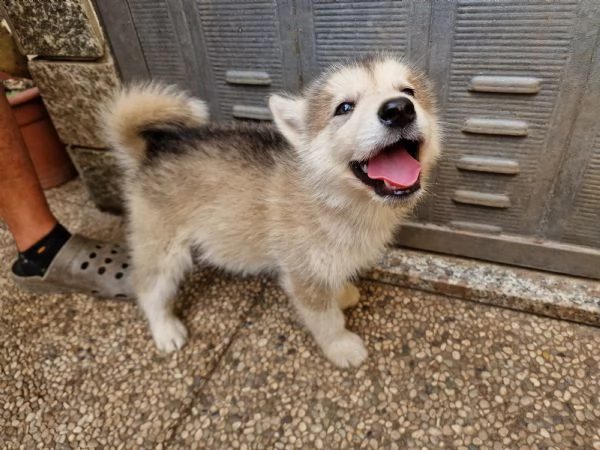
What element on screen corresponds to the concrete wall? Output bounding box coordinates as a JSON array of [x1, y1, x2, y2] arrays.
[[0, 0, 124, 213]]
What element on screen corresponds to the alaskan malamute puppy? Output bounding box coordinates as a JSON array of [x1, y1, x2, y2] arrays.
[[102, 53, 441, 368]]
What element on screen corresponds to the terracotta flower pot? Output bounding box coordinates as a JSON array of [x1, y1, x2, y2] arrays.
[[7, 84, 77, 189]]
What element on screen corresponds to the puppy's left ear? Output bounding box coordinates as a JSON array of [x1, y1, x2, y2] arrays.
[[269, 94, 305, 148]]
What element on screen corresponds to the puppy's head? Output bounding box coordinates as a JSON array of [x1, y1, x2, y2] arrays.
[[269, 53, 441, 209]]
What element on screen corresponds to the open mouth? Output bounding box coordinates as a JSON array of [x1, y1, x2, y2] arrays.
[[349, 139, 422, 198]]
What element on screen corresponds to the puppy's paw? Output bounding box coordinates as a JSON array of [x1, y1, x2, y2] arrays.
[[322, 330, 368, 368], [337, 283, 360, 310], [151, 317, 188, 353]]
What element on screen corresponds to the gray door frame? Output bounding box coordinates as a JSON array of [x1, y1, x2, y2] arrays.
[[95, 0, 600, 280]]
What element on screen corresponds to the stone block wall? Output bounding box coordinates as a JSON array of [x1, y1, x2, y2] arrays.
[[0, 0, 125, 213]]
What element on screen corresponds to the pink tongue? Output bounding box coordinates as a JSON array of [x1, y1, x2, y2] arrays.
[[367, 148, 421, 188]]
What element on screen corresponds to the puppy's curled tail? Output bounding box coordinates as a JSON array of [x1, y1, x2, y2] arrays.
[[101, 83, 209, 170]]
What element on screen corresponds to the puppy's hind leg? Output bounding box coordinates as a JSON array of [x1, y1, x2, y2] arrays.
[[131, 235, 193, 353], [336, 282, 360, 310], [281, 272, 367, 368]]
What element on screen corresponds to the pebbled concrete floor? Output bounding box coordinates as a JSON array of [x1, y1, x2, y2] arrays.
[[1, 180, 599, 449]]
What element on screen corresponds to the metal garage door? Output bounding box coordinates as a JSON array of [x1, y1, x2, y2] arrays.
[[94, 0, 600, 279]]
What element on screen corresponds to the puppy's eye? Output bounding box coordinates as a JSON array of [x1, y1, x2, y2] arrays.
[[334, 101, 355, 116], [402, 88, 415, 97]]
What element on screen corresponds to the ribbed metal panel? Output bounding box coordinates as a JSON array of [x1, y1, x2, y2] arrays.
[[563, 136, 600, 247], [312, 0, 409, 69], [128, 0, 189, 88], [195, 0, 284, 121], [423, 1, 578, 234]]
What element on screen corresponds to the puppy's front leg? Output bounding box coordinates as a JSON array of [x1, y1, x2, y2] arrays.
[[281, 273, 367, 368]]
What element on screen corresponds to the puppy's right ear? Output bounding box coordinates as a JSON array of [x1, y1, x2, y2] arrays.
[[269, 94, 305, 148]]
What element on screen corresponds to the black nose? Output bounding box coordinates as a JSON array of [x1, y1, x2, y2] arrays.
[[378, 97, 416, 127]]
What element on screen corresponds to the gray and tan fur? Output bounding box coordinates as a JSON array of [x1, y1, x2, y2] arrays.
[[102, 53, 441, 368]]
